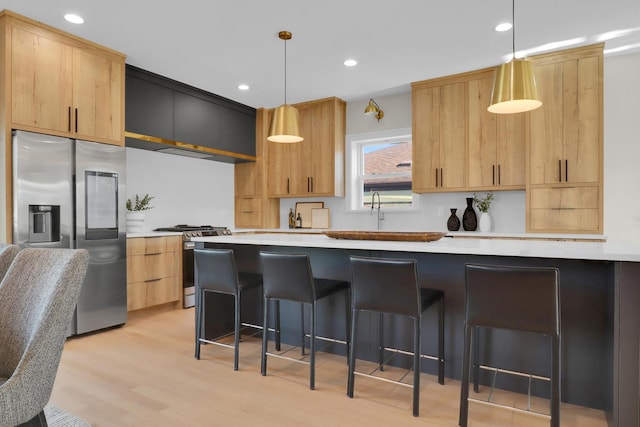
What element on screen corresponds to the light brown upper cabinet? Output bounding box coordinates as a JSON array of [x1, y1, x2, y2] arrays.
[[467, 73, 526, 189], [267, 97, 345, 198], [235, 109, 279, 229], [529, 49, 601, 186], [412, 81, 466, 192], [527, 44, 603, 234], [8, 12, 125, 146]]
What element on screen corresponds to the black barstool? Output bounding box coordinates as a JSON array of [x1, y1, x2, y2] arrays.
[[194, 248, 265, 370], [347, 255, 445, 417], [259, 251, 350, 390], [459, 263, 560, 427]]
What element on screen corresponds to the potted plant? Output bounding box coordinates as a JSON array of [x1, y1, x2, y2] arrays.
[[473, 192, 493, 232], [126, 194, 154, 232]]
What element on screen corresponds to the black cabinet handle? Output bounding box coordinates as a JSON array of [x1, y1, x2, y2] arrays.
[[310, 176, 313, 193], [440, 168, 443, 188], [558, 160, 562, 182], [68, 107, 72, 132], [144, 278, 162, 283], [565, 159, 568, 182], [287, 178, 290, 194], [492, 165, 496, 186], [74, 108, 78, 133], [498, 164, 501, 185], [307, 176, 311, 192]]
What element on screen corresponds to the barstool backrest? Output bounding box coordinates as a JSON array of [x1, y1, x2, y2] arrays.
[[194, 248, 239, 295], [349, 256, 421, 318], [465, 264, 560, 336], [260, 251, 315, 303]]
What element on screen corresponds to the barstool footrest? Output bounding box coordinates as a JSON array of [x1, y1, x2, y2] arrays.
[[468, 396, 552, 419], [353, 370, 413, 389], [383, 346, 442, 363], [478, 364, 551, 382], [265, 351, 311, 366]]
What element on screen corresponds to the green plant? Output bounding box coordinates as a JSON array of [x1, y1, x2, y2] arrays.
[[126, 194, 155, 211], [473, 192, 494, 213]]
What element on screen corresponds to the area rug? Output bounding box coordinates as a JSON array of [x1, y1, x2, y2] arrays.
[[44, 404, 91, 427]]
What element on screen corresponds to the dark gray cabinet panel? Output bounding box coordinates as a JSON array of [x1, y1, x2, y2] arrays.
[[125, 65, 256, 162], [126, 73, 174, 140], [174, 91, 222, 150]]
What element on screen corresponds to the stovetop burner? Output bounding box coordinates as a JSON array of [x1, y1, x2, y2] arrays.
[[154, 225, 232, 239]]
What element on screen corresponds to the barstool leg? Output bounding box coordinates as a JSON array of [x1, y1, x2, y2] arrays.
[[438, 296, 445, 385], [344, 289, 351, 365], [347, 309, 358, 398], [261, 297, 270, 376], [195, 289, 202, 360], [413, 316, 421, 417], [459, 324, 472, 427], [275, 300, 281, 352], [233, 293, 240, 371], [551, 335, 561, 427], [473, 326, 480, 393], [379, 312, 384, 371], [310, 301, 316, 390], [301, 303, 306, 356]]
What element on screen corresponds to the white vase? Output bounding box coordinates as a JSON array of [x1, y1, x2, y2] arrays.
[[126, 211, 145, 232], [478, 212, 491, 232]]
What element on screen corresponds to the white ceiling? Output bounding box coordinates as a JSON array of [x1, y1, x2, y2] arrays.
[[4, 0, 640, 109]]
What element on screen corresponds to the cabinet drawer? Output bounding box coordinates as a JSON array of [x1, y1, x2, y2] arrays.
[[530, 208, 599, 232], [235, 197, 262, 227], [127, 277, 180, 311], [127, 252, 178, 283], [127, 236, 167, 256], [530, 186, 598, 209]]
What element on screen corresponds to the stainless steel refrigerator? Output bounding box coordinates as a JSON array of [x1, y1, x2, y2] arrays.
[[12, 130, 127, 335]]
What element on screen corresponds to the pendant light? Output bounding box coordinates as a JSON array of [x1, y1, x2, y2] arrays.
[[268, 31, 303, 143], [488, 0, 542, 114]]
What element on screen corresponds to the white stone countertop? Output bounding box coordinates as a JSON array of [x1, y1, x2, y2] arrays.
[[126, 231, 183, 238], [192, 232, 640, 262]]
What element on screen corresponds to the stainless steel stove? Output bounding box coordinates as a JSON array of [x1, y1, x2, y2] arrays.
[[154, 225, 232, 308]]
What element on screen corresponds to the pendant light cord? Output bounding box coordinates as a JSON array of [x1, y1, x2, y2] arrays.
[[512, 0, 516, 60], [284, 36, 287, 104]]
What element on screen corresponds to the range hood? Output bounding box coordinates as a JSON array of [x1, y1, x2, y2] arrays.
[[125, 131, 256, 164]]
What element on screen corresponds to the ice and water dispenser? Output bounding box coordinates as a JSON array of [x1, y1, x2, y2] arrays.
[[28, 205, 60, 243]]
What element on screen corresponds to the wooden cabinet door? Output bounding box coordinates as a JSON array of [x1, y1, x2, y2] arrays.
[[496, 113, 526, 187], [530, 62, 565, 185], [73, 48, 123, 144], [11, 25, 73, 133], [439, 83, 466, 189], [468, 77, 497, 188], [412, 86, 441, 191], [289, 106, 313, 195], [267, 139, 292, 196], [562, 56, 600, 184], [235, 162, 257, 196], [309, 100, 337, 195]]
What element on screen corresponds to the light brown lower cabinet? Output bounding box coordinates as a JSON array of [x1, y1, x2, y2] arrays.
[[529, 186, 600, 232], [126, 236, 182, 311]]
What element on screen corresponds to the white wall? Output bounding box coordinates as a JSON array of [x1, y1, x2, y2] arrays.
[[125, 148, 234, 232], [603, 52, 640, 243]]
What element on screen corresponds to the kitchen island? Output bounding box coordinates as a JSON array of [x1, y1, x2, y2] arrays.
[[193, 232, 640, 427]]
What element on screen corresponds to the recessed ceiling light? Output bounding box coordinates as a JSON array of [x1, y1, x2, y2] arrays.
[[495, 22, 512, 32], [237, 84, 250, 91], [344, 59, 358, 67], [64, 13, 84, 24]]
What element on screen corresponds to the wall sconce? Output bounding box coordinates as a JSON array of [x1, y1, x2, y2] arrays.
[[364, 98, 384, 121]]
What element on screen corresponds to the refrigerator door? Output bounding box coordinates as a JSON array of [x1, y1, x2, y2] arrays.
[[12, 131, 73, 249], [75, 140, 127, 334]]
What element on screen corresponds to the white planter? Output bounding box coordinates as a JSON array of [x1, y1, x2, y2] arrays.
[[478, 212, 491, 232], [126, 211, 145, 232]]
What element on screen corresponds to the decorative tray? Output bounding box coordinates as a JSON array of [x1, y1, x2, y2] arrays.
[[323, 231, 447, 242]]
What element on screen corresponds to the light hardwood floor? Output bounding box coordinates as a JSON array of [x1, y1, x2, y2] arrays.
[[50, 307, 608, 426]]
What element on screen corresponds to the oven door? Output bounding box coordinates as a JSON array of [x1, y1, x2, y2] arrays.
[[183, 240, 195, 308]]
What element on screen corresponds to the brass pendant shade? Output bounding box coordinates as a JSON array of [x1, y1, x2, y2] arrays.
[[488, 0, 542, 114], [268, 104, 303, 143], [268, 30, 303, 143], [488, 58, 541, 114]]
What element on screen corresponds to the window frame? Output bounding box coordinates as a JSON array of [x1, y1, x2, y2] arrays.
[[345, 127, 418, 213]]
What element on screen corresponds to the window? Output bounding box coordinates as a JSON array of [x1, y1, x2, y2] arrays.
[[347, 127, 416, 211]]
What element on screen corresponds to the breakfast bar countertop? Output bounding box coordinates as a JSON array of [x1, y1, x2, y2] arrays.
[[193, 232, 640, 262]]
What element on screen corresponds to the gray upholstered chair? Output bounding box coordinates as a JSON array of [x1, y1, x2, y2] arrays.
[[0, 248, 89, 427], [0, 245, 19, 281]]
